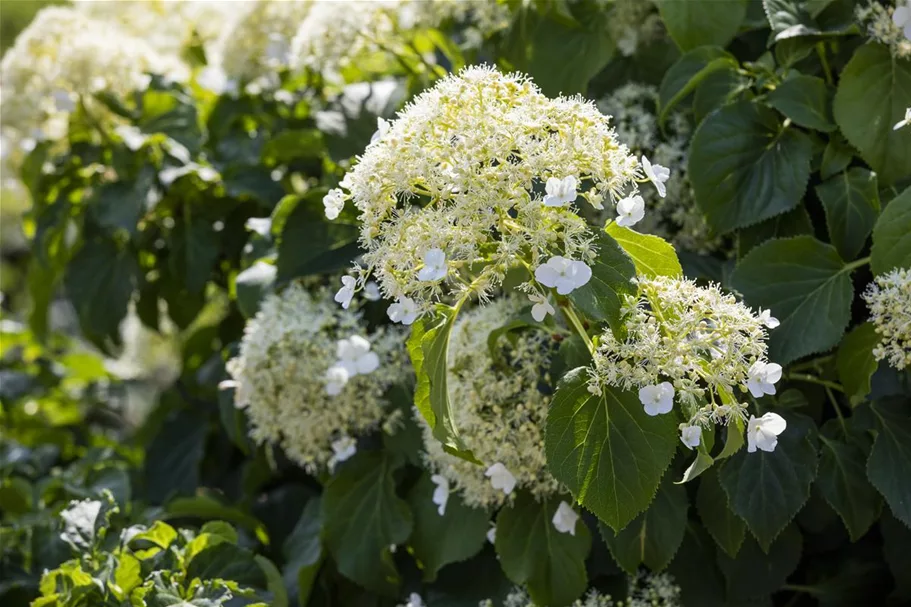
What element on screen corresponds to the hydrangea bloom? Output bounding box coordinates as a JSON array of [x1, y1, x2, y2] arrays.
[[420, 298, 562, 508], [0, 7, 186, 139], [863, 267, 911, 370], [588, 277, 780, 437], [482, 572, 681, 607], [225, 283, 407, 472], [856, 0, 911, 58], [332, 66, 641, 317]]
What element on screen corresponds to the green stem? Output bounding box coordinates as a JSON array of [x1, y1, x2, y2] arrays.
[[816, 42, 833, 85], [789, 354, 834, 372], [825, 386, 847, 433], [787, 372, 844, 392], [844, 256, 871, 273], [562, 302, 594, 355]]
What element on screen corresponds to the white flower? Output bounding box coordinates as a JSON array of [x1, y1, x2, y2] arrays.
[[430, 474, 450, 516], [641, 155, 670, 198], [746, 412, 787, 453], [746, 361, 782, 398], [615, 195, 645, 227], [416, 248, 448, 282], [638, 382, 675, 416], [335, 335, 380, 376], [894, 107, 911, 131], [485, 462, 517, 496], [52, 89, 76, 112], [542, 175, 578, 207], [323, 188, 346, 220], [387, 296, 418, 325], [680, 425, 702, 450], [197, 65, 236, 95], [334, 276, 356, 309], [325, 365, 350, 396], [528, 293, 555, 322], [758, 309, 780, 329], [551, 501, 580, 535], [371, 117, 390, 143], [329, 435, 358, 465], [364, 281, 382, 301], [486, 524, 496, 544], [894, 2, 911, 40], [404, 593, 425, 607], [264, 32, 290, 64], [115, 125, 147, 151], [534, 256, 592, 295]]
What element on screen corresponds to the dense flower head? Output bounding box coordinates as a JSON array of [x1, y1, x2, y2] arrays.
[[214, 0, 312, 83], [856, 0, 911, 58], [333, 65, 641, 316], [863, 267, 911, 370], [0, 7, 187, 139], [598, 83, 721, 253], [481, 572, 681, 607], [225, 283, 407, 472], [605, 0, 664, 57], [589, 276, 779, 433], [420, 298, 561, 508]]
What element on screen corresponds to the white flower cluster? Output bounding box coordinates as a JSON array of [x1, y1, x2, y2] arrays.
[[214, 0, 312, 84], [225, 283, 407, 473], [605, 0, 664, 57], [856, 0, 911, 58], [420, 298, 562, 509], [863, 267, 911, 370], [588, 277, 784, 450], [598, 83, 723, 253], [329, 66, 643, 318], [479, 572, 681, 607], [72, 0, 240, 58], [0, 7, 187, 140]]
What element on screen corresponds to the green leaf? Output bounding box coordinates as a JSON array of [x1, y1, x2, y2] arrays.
[[736, 204, 813, 257], [601, 478, 688, 573], [836, 323, 880, 406], [186, 543, 267, 589], [656, 0, 747, 52], [867, 399, 911, 528], [568, 232, 636, 334], [730, 236, 854, 365], [697, 469, 746, 558], [65, 239, 138, 348], [882, 511, 911, 600], [718, 413, 818, 551], [495, 493, 591, 607], [545, 368, 678, 531], [143, 411, 208, 505], [766, 74, 835, 132], [604, 223, 682, 278], [819, 133, 854, 180], [407, 473, 489, 582], [322, 451, 413, 595], [689, 100, 813, 233], [817, 433, 882, 541], [407, 307, 477, 462], [276, 191, 361, 281], [168, 214, 220, 294], [815, 168, 880, 261], [89, 168, 157, 235], [255, 555, 289, 607], [717, 524, 802, 602], [235, 261, 276, 319], [261, 130, 324, 165], [871, 186, 911, 275], [658, 46, 738, 125], [834, 44, 911, 185], [693, 66, 750, 124], [501, 7, 613, 96], [283, 498, 322, 607], [165, 493, 265, 536]]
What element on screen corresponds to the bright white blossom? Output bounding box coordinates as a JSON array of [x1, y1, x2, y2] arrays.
[[328, 435, 358, 470], [364, 281, 382, 301], [615, 195, 646, 227], [335, 66, 639, 317], [758, 309, 780, 329], [323, 188, 347, 220], [894, 107, 911, 130], [746, 361, 782, 398], [335, 276, 356, 309], [747, 413, 787, 453], [639, 382, 675, 416], [535, 257, 593, 295], [430, 474, 450, 516], [489, 572, 682, 607], [485, 463, 517, 496], [417, 248, 448, 282], [528, 293, 555, 322], [420, 299, 563, 508], [680, 425, 702, 450], [863, 268, 911, 370], [552, 501, 580, 536], [486, 524, 496, 544], [543, 175, 579, 207], [894, 1, 911, 39], [387, 296, 419, 325], [856, 1, 911, 58], [403, 593, 425, 607], [335, 335, 380, 376], [641, 155, 670, 198], [225, 284, 407, 472]]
